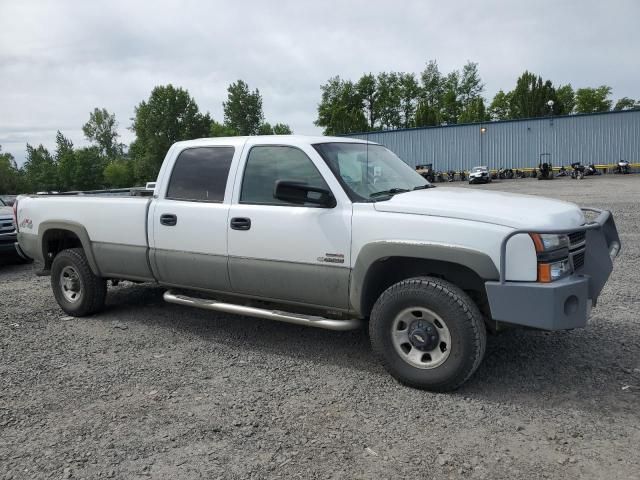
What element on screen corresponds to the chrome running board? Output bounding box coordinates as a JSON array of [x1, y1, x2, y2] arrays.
[[163, 290, 363, 331]]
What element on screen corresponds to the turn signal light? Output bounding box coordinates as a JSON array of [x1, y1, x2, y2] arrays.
[[537, 263, 552, 283], [537, 259, 571, 282]]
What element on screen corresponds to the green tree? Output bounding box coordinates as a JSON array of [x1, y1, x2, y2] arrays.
[[556, 84, 575, 114], [420, 60, 444, 111], [414, 102, 440, 127], [489, 90, 512, 120], [83, 108, 122, 159], [376, 72, 402, 129], [398, 73, 420, 128], [458, 62, 484, 111], [440, 71, 461, 124], [613, 97, 637, 111], [356, 73, 379, 130], [458, 98, 488, 123], [70, 147, 105, 190], [23, 144, 57, 192], [0, 146, 24, 195], [315, 76, 367, 135], [210, 119, 237, 137], [574, 86, 612, 113], [508, 71, 560, 118], [258, 122, 274, 135], [103, 159, 134, 187], [55, 131, 77, 191], [272, 123, 292, 135], [223, 80, 264, 135], [131, 84, 212, 182]]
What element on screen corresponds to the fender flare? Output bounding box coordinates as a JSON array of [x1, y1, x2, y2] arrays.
[[38, 220, 101, 275], [350, 241, 499, 315]]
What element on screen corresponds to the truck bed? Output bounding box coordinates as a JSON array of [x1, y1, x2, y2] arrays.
[[17, 194, 154, 281]]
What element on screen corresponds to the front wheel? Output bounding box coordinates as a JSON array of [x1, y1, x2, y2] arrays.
[[369, 277, 486, 391], [51, 248, 107, 316]]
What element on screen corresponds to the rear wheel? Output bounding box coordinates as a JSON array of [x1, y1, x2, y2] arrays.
[[51, 248, 106, 316], [369, 277, 486, 392]]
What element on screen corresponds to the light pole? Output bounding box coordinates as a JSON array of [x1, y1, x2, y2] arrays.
[[479, 126, 487, 167]]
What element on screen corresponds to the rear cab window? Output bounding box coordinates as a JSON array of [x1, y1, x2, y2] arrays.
[[166, 147, 235, 202]]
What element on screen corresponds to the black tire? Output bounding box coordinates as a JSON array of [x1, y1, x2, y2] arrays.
[[369, 277, 486, 392], [51, 248, 107, 316]]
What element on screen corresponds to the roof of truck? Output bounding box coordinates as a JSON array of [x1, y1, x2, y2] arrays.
[[172, 135, 373, 149]]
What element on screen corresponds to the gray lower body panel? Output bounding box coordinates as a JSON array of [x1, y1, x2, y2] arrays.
[[16, 232, 39, 260], [93, 242, 154, 281], [151, 249, 231, 292], [229, 256, 350, 310], [485, 276, 591, 330]]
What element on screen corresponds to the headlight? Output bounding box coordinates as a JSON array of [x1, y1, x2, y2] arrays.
[[530, 233, 569, 252], [530, 234, 572, 282]]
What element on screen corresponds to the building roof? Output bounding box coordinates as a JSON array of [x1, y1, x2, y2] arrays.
[[346, 107, 640, 137]]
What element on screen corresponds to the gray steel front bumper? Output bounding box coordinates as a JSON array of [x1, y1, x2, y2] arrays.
[[485, 208, 620, 331]]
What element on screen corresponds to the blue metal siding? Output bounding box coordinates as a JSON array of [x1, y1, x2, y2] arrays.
[[347, 110, 640, 170]]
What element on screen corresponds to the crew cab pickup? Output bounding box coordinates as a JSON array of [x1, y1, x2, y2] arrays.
[[15, 136, 621, 391]]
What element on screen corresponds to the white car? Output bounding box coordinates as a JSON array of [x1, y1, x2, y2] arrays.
[[469, 166, 492, 184], [15, 136, 620, 391]]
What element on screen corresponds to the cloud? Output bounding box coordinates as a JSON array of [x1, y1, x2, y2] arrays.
[[1, 0, 638, 164]]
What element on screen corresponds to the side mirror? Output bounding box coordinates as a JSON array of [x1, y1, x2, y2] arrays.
[[274, 180, 336, 208]]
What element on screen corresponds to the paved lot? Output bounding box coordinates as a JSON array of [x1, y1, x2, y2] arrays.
[[1, 175, 639, 479]]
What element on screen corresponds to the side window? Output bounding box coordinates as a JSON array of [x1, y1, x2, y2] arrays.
[[166, 147, 234, 202], [240, 146, 330, 205]]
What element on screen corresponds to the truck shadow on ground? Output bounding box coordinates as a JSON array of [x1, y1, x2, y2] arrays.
[[103, 283, 638, 414]]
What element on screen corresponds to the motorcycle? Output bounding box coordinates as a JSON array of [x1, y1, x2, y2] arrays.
[[538, 162, 554, 180], [435, 171, 445, 182], [571, 162, 585, 180], [556, 166, 569, 178], [585, 164, 601, 176], [515, 169, 527, 179], [447, 170, 457, 182], [615, 159, 630, 174], [458, 170, 467, 181]]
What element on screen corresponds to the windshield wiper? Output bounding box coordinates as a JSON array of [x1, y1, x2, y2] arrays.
[[369, 188, 410, 198], [412, 184, 434, 190]]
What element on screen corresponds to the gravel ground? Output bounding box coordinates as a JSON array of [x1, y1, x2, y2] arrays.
[[1, 175, 639, 479]]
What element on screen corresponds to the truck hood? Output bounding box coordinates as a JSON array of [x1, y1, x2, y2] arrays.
[[373, 187, 585, 229]]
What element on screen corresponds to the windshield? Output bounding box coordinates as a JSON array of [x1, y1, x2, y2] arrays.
[[471, 167, 485, 173], [314, 143, 429, 201]]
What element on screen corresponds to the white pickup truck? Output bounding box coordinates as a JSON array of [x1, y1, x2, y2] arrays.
[[15, 135, 621, 391]]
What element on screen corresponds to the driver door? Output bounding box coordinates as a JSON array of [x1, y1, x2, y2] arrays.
[[227, 144, 352, 309]]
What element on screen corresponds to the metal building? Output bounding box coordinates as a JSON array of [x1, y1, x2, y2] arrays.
[[346, 109, 640, 171]]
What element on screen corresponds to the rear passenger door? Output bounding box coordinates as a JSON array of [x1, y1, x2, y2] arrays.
[[150, 146, 237, 291]]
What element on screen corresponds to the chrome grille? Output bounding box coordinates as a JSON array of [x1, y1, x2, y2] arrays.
[[572, 250, 585, 270], [569, 231, 586, 247], [0, 218, 15, 234]]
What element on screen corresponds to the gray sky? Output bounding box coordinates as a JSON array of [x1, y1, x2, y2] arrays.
[[1, 0, 638, 164]]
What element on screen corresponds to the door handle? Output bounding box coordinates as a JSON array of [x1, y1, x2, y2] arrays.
[[230, 217, 251, 231], [160, 213, 177, 226]]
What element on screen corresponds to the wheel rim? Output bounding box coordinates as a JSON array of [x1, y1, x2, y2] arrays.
[[60, 265, 82, 303], [391, 307, 452, 369]]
